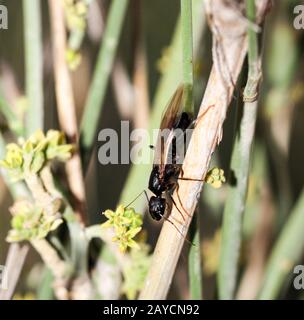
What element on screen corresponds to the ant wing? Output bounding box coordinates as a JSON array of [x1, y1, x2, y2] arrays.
[[159, 85, 184, 131], [153, 86, 184, 167], [162, 105, 214, 166]]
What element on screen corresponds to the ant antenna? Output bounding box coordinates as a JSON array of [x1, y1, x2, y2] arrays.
[[125, 190, 146, 208], [125, 190, 150, 208]]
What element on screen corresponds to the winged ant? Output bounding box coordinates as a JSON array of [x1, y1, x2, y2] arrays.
[[127, 86, 213, 232]]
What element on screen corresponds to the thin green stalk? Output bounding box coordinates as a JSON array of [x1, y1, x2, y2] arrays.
[[180, 0, 201, 299], [23, 0, 43, 136], [36, 268, 54, 300], [188, 216, 202, 299], [181, 0, 194, 114], [119, 0, 205, 209], [80, 0, 129, 169], [218, 0, 261, 299], [258, 189, 304, 299]]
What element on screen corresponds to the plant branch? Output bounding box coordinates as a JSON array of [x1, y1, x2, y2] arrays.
[[181, 0, 194, 114], [48, 0, 87, 225], [23, 0, 43, 136], [31, 238, 72, 299], [0, 244, 29, 300], [218, 0, 262, 299]]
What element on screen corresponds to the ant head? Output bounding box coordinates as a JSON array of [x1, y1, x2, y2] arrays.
[[149, 196, 166, 221]]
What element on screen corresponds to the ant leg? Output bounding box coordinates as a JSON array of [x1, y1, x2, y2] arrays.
[[163, 216, 195, 246], [178, 167, 205, 182], [168, 192, 188, 221], [192, 104, 215, 128], [175, 182, 192, 218], [166, 202, 184, 225], [178, 177, 204, 182]]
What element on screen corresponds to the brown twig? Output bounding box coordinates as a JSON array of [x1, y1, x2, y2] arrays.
[[48, 0, 87, 225], [132, 0, 150, 130]]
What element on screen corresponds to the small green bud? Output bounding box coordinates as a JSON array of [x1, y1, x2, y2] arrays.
[[205, 167, 226, 189]]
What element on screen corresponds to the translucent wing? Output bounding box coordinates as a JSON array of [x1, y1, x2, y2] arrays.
[[153, 86, 185, 169], [159, 85, 184, 131]]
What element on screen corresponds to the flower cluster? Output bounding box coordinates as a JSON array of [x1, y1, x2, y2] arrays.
[[205, 167, 226, 189], [63, 0, 90, 70], [0, 130, 73, 181], [6, 200, 63, 242], [101, 205, 143, 252]]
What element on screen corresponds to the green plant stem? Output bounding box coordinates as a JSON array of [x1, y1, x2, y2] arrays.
[[180, 0, 201, 299], [188, 215, 202, 299], [23, 0, 43, 136], [258, 189, 304, 299], [80, 0, 129, 169], [119, 0, 206, 210], [218, 0, 261, 299], [36, 268, 54, 300], [181, 0, 194, 114]]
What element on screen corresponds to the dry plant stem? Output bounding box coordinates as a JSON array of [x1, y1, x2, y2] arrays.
[[48, 0, 87, 225], [139, 3, 250, 300], [25, 173, 52, 203], [30, 239, 69, 279], [133, 46, 149, 130], [31, 239, 71, 299], [0, 244, 29, 300], [132, 0, 149, 130], [112, 59, 134, 119]]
